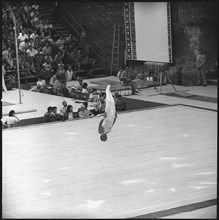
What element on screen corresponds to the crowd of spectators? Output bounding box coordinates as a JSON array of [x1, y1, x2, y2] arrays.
[[42, 90, 126, 124], [2, 1, 97, 93]]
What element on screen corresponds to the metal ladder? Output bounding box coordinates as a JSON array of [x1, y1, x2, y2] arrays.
[[110, 23, 120, 75]]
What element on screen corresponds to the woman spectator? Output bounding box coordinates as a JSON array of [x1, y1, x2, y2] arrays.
[[3, 110, 20, 128], [66, 105, 74, 120]]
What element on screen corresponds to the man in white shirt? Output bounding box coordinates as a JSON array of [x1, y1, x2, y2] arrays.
[[17, 30, 29, 43], [26, 45, 38, 57]]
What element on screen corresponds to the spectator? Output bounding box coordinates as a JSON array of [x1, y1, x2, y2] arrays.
[[49, 106, 60, 122], [42, 106, 53, 123], [66, 104, 74, 120], [195, 48, 207, 86], [30, 29, 39, 41], [135, 68, 147, 80], [18, 38, 29, 52], [17, 29, 29, 43], [49, 73, 57, 87], [30, 76, 46, 92], [65, 65, 76, 82], [42, 41, 52, 55], [42, 58, 53, 81], [59, 100, 68, 120], [88, 88, 99, 102], [56, 35, 65, 52], [120, 66, 138, 95], [76, 77, 84, 92], [3, 110, 20, 128], [78, 102, 93, 119], [90, 94, 106, 116], [81, 82, 89, 94], [114, 94, 126, 111], [53, 50, 63, 66]]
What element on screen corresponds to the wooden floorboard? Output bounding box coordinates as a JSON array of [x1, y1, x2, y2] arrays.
[[2, 105, 217, 218]]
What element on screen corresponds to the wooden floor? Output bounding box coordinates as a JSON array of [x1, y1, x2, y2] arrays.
[[2, 105, 217, 218]]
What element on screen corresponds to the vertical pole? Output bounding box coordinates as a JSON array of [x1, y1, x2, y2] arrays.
[[14, 25, 22, 104], [9, 6, 22, 104]]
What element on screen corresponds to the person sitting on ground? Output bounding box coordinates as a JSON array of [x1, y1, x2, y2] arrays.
[[29, 76, 46, 92], [114, 93, 126, 111], [120, 66, 138, 95], [2, 110, 20, 128], [49, 106, 60, 122], [78, 102, 94, 119], [42, 106, 53, 123], [81, 82, 89, 94], [88, 88, 99, 102], [90, 93, 106, 116], [76, 77, 84, 92], [59, 100, 68, 121], [66, 105, 74, 120]]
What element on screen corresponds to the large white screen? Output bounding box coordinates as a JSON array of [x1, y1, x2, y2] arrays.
[[134, 2, 171, 62]]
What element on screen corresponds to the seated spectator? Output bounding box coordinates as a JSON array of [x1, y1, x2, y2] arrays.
[[42, 41, 52, 55], [49, 73, 57, 86], [74, 77, 84, 92], [17, 29, 29, 43], [78, 102, 93, 119], [26, 45, 38, 62], [30, 29, 39, 41], [81, 82, 89, 94], [42, 106, 53, 123], [42, 58, 53, 81], [114, 94, 126, 111], [19, 39, 29, 52], [120, 66, 138, 95], [65, 65, 76, 82], [90, 94, 106, 116], [56, 35, 65, 52], [44, 52, 53, 64], [66, 105, 74, 120], [88, 88, 99, 102], [2, 110, 20, 128], [53, 51, 63, 66], [33, 53, 43, 73], [59, 100, 68, 121], [49, 106, 60, 122], [135, 68, 147, 80], [30, 76, 47, 92]]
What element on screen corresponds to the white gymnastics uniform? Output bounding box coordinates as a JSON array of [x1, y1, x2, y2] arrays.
[[101, 85, 116, 134]]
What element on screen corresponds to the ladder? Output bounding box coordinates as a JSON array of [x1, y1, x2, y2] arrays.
[[110, 23, 120, 75]]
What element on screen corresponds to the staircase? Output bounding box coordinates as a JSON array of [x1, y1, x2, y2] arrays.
[[38, 2, 70, 40]]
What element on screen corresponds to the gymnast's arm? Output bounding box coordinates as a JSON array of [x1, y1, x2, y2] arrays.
[[98, 118, 105, 134]]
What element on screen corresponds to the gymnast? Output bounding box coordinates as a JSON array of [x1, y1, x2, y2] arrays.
[[98, 85, 117, 141]]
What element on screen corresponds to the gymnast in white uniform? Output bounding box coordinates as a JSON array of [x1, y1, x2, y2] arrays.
[[98, 85, 117, 141]]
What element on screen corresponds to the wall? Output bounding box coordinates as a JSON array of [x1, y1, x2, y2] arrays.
[[61, 1, 218, 85]]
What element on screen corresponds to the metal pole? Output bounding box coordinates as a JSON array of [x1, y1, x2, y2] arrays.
[[9, 6, 22, 104]]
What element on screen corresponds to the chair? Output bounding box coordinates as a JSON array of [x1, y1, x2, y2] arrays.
[[119, 78, 131, 95]]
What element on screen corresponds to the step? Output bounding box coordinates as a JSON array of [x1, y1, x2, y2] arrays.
[[55, 30, 70, 35], [207, 79, 217, 85]]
